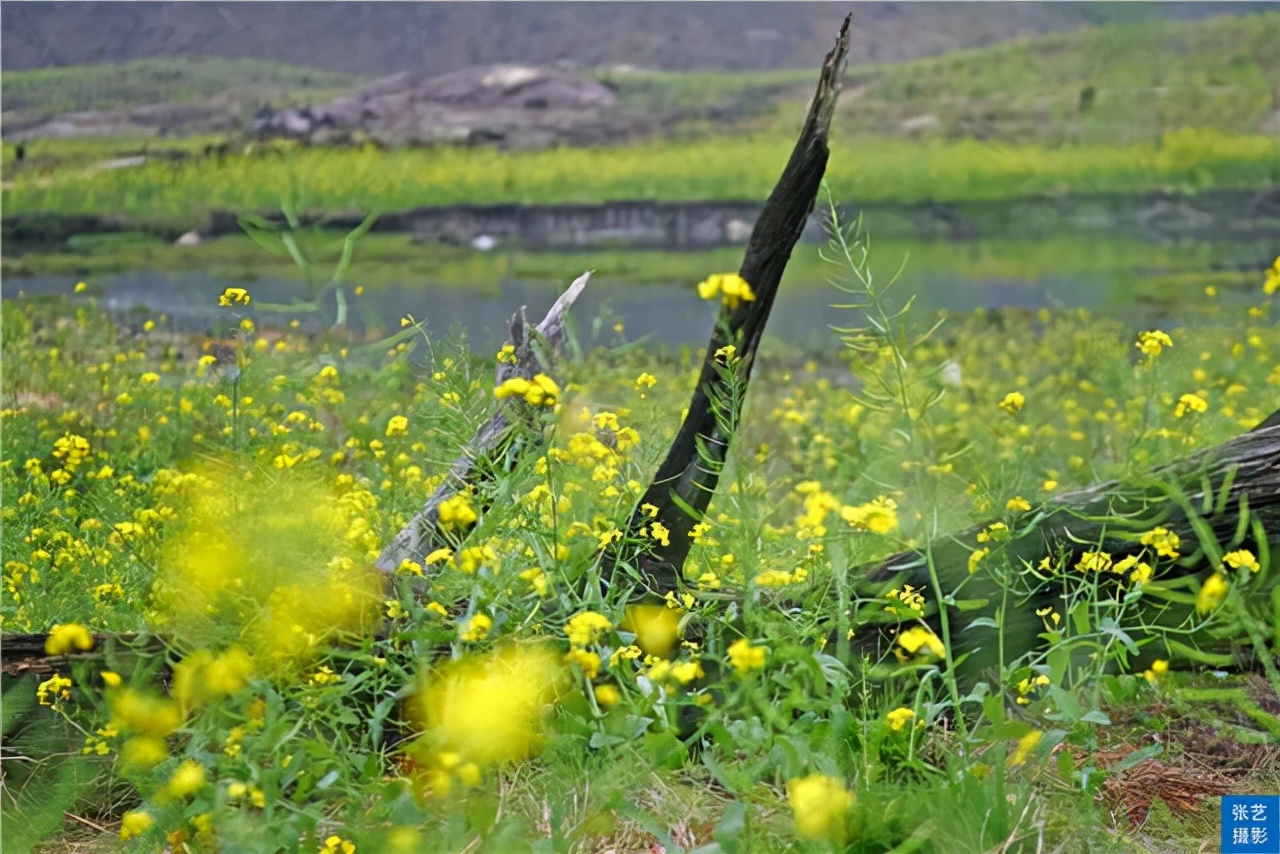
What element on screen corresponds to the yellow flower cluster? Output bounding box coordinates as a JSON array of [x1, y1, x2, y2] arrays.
[[1136, 330, 1173, 359], [886, 707, 916, 732], [727, 638, 767, 676], [895, 626, 946, 660], [1174, 392, 1208, 418], [494, 373, 560, 406], [884, 584, 926, 617], [1264, 255, 1280, 295], [999, 391, 1025, 414], [171, 646, 254, 711], [218, 286, 251, 307], [437, 493, 478, 531], [695, 273, 756, 309], [45, 622, 94, 655]]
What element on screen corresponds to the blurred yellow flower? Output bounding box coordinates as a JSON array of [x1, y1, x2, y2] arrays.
[[45, 622, 94, 655], [407, 644, 564, 769], [896, 626, 945, 659], [786, 773, 851, 844], [1143, 659, 1170, 682], [727, 638, 766, 676], [460, 613, 492, 642], [1195, 573, 1230, 613], [696, 273, 756, 309], [624, 604, 680, 657], [119, 809, 154, 840], [321, 835, 357, 854], [166, 760, 207, 799], [1007, 729, 1043, 767], [1174, 392, 1208, 418], [594, 683, 622, 709], [385, 415, 409, 437]]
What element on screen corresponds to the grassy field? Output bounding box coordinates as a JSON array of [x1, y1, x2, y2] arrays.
[[5, 128, 1277, 230], [4, 13, 1278, 231], [821, 12, 1280, 145], [1, 57, 359, 128], [4, 229, 1280, 850]]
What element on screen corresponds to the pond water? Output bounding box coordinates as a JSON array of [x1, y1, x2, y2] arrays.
[[5, 236, 1274, 354]]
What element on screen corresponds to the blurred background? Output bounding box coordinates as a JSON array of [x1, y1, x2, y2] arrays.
[[3, 1, 1278, 353]]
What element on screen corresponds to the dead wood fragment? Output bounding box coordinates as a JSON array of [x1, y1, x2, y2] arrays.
[[375, 270, 591, 577], [607, 15, 852, 596]]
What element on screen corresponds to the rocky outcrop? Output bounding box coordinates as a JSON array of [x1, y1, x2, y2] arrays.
[[252, 64, 620, 149]]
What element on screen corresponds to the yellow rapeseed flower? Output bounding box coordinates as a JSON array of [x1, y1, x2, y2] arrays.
[[1174, 392, 1208, 418], [119, 809, 154, 840], [460, 613, 492, 642], [218, 287, 251, 307], [437, 493, 477, 530], [1136, 330, 1173, 359], [1264, 255, 1279, 295], [1223, 549, 1261, 573], [695, 273, 756, 309], [385, 415, 409, 437], [321, 835, 357, 854], [166, 760, 207, 799], [407, 644, 564, 768], [896, 626, 946, 659], [1196, 573, 1230, 613], [1140, 526, 1181, 559], [45, 623, 94, 655], [624, 604, 680, 657], [999, 391, 1025, 414], [886, 707, 916, 732], [786, 773, 852, 844], [727, 638, 767, 676], [564, 611, 612, 647]]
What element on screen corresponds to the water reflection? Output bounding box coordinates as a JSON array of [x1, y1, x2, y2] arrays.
[[4, 238, 1269, 352]]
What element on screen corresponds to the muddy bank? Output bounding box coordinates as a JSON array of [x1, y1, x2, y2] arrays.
[[5, 188, 1279, 253]]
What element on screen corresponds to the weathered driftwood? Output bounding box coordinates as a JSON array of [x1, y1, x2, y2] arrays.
[[853, 409, 1280, 685], [375, 270, 591, 576], [607, 15, 852, 597]]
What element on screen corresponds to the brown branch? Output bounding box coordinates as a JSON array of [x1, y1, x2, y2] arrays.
[[608, 15, 852, 595], [375, 270, 592, 577]]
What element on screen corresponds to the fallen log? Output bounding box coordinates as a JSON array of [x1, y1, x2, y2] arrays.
[[852, 408, 1280, 688], [607, 15, 852, 597]]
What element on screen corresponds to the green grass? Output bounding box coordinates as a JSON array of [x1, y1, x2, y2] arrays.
[[3, 228, 1279, 851], [5, 128, 1277, 228], [819, 12, 1280, 146], [2, 57, 359, 123], [5, 14, 1280, 230]]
